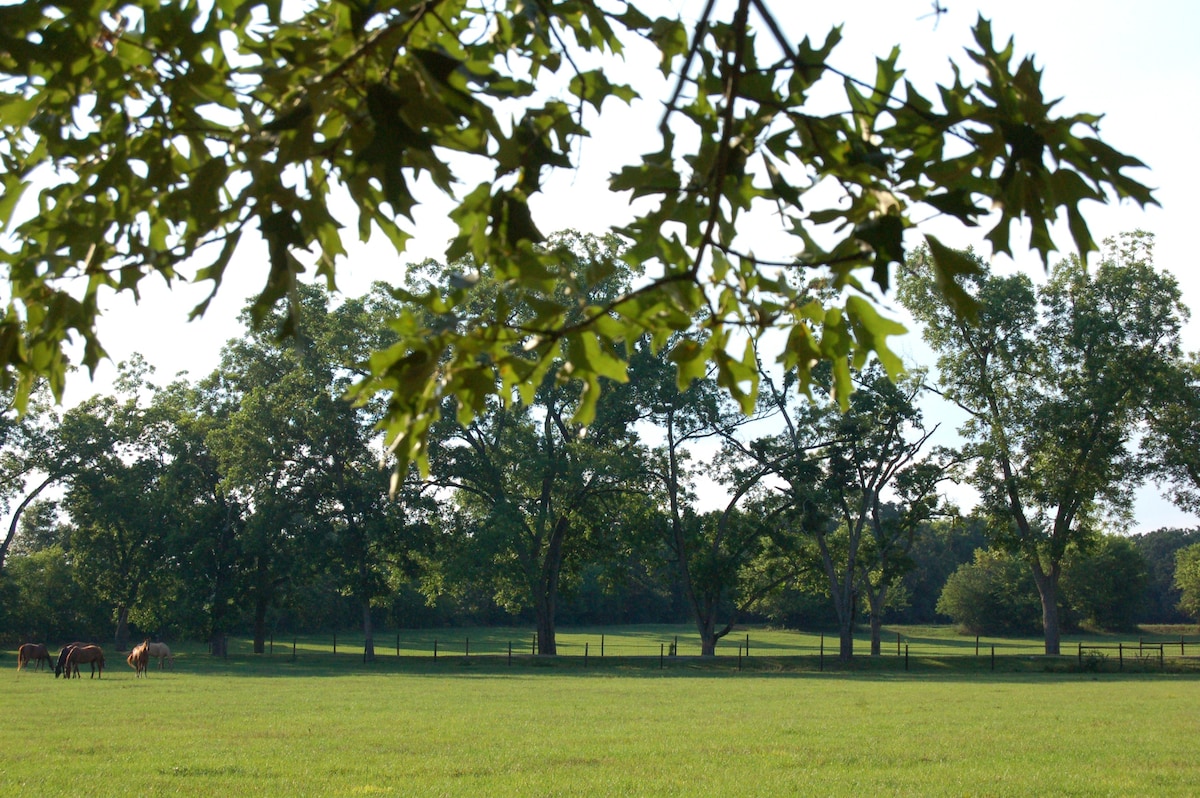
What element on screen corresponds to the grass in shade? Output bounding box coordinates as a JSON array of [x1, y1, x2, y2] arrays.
[[4, 629, 1199, 795]]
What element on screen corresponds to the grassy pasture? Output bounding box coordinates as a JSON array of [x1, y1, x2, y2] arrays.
[[4, 630, 1200, 795]]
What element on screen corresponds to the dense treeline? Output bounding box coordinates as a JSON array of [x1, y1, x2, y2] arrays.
[[2, 235, 1198, 660]]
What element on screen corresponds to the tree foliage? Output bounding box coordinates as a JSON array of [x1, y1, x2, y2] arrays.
[[0, 2, 1155, 477], [1060, 534, 1147, 632], [1144, 355, 1200, 515], [936, 548, 1042, 636], [1174, 542, 1200, 623]]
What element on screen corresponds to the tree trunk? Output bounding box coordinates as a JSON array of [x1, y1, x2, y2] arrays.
[[839, 620, 854, 662], [698, 613, 717, 657], [114, 605, 130, 652], [867, 584, 886, 657], [535, 602, 556, 656], [832, 586, 857, 662], [534, 519, 567, 656], [1031, 564, 1062, 656], [362, 601, 375, 663], [253, 596, 268, 654]]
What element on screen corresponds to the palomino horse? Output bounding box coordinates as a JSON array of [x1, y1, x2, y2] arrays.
[[54, 643, 86, 679], [145, 641, 174, 670], [64, 645, 104, 679], [127, 641, 149, 677], [16, 643, 51, 672]]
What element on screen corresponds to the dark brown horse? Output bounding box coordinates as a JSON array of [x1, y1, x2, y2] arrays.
[[64, 645, 104, 679], [54, 643, 85, 679], [17, 643, 51, 672], [127, 641, 149, 677]]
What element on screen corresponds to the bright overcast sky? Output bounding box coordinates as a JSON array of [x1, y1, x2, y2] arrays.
[[74, 0, 1200, 531]]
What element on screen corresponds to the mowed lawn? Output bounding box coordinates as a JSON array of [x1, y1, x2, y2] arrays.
[[3, 644, 1199, 796]]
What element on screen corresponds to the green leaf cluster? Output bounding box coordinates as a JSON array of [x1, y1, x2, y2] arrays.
[[0, 3, 1155, 481]]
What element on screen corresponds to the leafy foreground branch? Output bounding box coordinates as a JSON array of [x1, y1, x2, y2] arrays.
[[0, 1, 1153, 476]]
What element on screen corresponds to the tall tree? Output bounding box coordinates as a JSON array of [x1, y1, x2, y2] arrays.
[[208, 283, 414, 655], [627, 337, 792, 656], [0, 4, 1154, 481], [900, 233, 1187, 654], [146, 375, 246, 654], [59, 390, 174, 650], [419, 233, 650, 655], [761, 364, 950, 661]]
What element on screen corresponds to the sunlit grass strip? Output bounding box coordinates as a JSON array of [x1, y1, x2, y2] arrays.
[[3, 663, 1200, 795]]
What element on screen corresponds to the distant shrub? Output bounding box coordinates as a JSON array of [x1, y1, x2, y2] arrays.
[[936, 549, 1042, 635]]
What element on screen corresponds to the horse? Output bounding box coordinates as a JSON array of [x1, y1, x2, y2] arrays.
[[65, 645, 104, 679], [16, 643, 51, 672], [145, 641, 174, 670], [54, 643, 86, 679], [126, 641, 149, 677]]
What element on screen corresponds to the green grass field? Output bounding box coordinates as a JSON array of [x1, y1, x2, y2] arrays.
[[5, 627, 1200, 796]]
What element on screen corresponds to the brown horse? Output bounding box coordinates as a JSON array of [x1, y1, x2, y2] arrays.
[[54, 643, 86, 679], [145, 641, 174, 670], [127, 641, 149, 677], [16, 643, 51, 672], [65, 645, 104, 679]]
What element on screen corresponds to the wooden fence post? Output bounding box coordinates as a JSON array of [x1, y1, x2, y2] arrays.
[[396, 634, 400, 658], [1118, 642, 1123, 670], [601, 634, 605, 658], [508, 641, 512, 666], [434, 639, 438, 661], [584, 642, 589, 668], [660, 643, 664, 669], [292, 638, 296, 662]]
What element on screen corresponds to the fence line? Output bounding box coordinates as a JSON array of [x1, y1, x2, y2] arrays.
[[246, 630, 1200, 670]]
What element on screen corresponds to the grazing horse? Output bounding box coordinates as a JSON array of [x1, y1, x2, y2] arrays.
[[65, 645, 104, 679], [145, 641, 174, 670], [16, 643, 51, 672], [54, 643, 86, 679], [127, 641, 149, 677]]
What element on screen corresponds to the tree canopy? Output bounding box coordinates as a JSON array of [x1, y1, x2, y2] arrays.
[[0, 1, 1155, 475]]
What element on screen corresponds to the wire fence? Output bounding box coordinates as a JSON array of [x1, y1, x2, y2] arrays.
[[215, 629, 1200, 672]]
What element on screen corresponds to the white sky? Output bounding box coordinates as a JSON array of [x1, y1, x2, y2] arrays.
[[68, 0, 1200, 532]]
